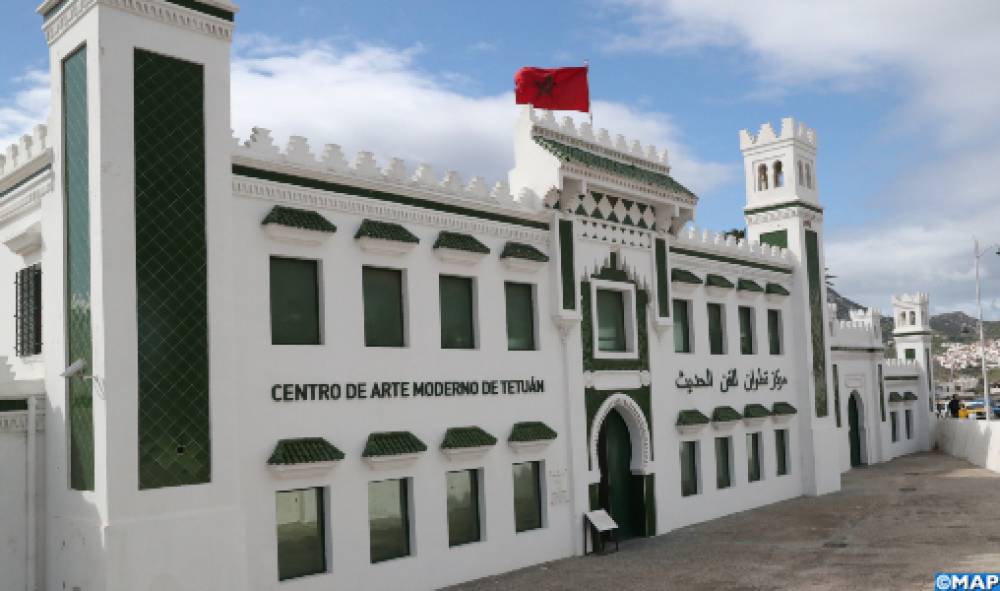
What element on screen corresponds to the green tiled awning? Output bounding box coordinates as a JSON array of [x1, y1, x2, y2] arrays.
[[268, 437, 344, 465], [888, 392, 904, 403], [677, 409, 710, 426], [772, 402, 798, 416], [903, 392, 919, 401], [355, 219, 419, 243], [705, 274, 734, 289], [743, 404, 772, 418], [261, 205, 337, 233], [533, 136, 697, 198], [363, 431, 428, 457], [737, 278, 764, 292], [509, 421, 557, 442], [712, 406, 743, 423], [433, 231, 490, 254], [765, 282, 790, 296], [501, 241, 549, 262], [671, 268, 702, 284], [442, 426, 498, 449]]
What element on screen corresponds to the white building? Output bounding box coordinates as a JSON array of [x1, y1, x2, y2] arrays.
[[0, 1, 936, 590]]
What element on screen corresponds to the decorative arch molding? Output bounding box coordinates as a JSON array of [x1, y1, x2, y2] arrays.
[[589, 392, 653, 477]]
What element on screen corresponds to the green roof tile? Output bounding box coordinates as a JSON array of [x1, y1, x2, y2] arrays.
[[442, 426, 498, 449], [765, 282, 790, 296], [267, 437, 344, 465], [706, 274, 735, 289], [772, 402, 798, 416], [671, 268, 702, 284], [433, 231, 490, 254], [677, 409, 710, 426], [743, 404, 772, 418], [509, 421, 557, 442], [903, 392, 918, 401], [533, 136, 697, 198], [362, 431, 428, 457], [501, 241, 550, 262], [737, 278, 764, 292], [355, 219, 419, 243], [261, 205, 337, 233], [712, 406, 743, 422]]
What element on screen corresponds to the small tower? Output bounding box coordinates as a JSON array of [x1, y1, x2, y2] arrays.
[[892, 293, 935, 447], [739, 117, 818, 212]]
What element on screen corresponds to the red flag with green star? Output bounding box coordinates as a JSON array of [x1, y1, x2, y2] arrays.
[[514, 67, 590, 113]]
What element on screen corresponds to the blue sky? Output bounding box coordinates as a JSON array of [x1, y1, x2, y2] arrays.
[[2, 0, 999, 318]]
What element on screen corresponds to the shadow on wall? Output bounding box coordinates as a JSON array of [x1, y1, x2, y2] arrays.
[[937, 417, 1000, 473]]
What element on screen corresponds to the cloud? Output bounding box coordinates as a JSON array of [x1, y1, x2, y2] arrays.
[[0, 69, 49, 149]]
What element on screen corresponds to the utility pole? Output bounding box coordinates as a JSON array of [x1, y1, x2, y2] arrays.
[[974, 238, 999, 420]]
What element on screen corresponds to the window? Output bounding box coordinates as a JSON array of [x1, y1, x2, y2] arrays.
[[739, 306, 755, 355], [505, 282, 536, 351], [673, 299, 692, 353], [909, 311, 916, 325], [905, 409, 913, 440], [15, 264, 42, 356], [447, 469, 481, 547], [680, 440, 699, 496], [715, 437, 732, 489], [276, 488, 326, 581], [775, 430, 790, 476], [805, 163, 813, 188], [833, 365, 842, 428], [707, 302, 726, 355], [440, 275, 476, 349], [369, 478, 410, 563], [596, 289, 627, 352], [890, 412, 899, 442], [747, 432, 762, 482], [270, 257, 320, 345], [363, 267, 405, 347], [797, 161, 804, 186], [757, 163, 768, 191], [904, 348, 916, 360], [773, 160, 784, 187], [512, 461, 542, 532], [767, 309, 782, 355]]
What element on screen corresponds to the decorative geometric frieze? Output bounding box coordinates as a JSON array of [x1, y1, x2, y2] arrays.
[[42, 0, 236, 46]]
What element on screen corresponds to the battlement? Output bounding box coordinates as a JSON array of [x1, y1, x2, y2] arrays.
[[673, 224, 793, 269], [892, 293, 930, 306], [233, 127, 543, 213], [0, 125, 50, 184], [884, 358, 921, 373], [739, 117, 817, 151], [850, 307, 883, 323], [830, 306, 883, 349]]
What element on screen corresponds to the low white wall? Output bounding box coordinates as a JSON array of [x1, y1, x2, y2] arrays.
[[936, 417, 1000, 473]]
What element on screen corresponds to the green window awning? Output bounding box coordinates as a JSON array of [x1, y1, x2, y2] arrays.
[[442, 426, 498, 449], [712, 406, 743, 423], [500, 241, 549, 262], [888, 392, 904, 403], [706, 274, 734, 289], [363, 431, 428, 457], [671, 268, 702, 284], [433, 231, 489, 254], [743, 404, 772, 418], [772, 402, 798, 416], [509, 421, 557, 442], [261, 205, 337, 233], [903, 392, 918, 401], [677, 409, 710, 426], [355, 219, 419, 243], [765, 282, 790, 296], [268, 437, 344, 465], [737, 278, 764, 292]]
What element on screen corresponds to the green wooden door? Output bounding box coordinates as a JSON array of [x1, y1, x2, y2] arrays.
[[598, 410, 640, 539], [848, 395, 862, 467]]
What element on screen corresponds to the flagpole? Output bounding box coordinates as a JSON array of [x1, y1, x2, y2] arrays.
[[584, 59, 593, 127]]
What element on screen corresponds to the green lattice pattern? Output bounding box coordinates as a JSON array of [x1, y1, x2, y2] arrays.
[[64, 46, 94, 491], [135, 50, 210, 489], [806, 230, 828, 417]]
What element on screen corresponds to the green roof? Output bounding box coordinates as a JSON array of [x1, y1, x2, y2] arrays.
[[743, 404, 772, 418], [442, 426, 498, 449], [509, 421, 557, 442], [501, 241, 549, 262], [355, 219, 419, 243], [737, 278, 764, 292], [671, 268, 702, 284], [362, 431, 428, 457], [889, 392, 904, 403], [267, 437, 344, 465], [705, 274, 734, 289], [903, 392, 919, 401], [765, 282, 790, 296], [433, 231, 490, 254], [772, 402, 798, 416], [677, 409, 710, 426], [261, 205, 337, 233], [712, 406, 743, 422], [533, 136, 697, 198]]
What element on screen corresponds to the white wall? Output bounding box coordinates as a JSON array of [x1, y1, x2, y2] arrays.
[[937, 417, 1000, 473]]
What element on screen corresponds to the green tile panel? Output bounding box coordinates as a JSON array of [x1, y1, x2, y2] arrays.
[[433, 231, 489, 254], [737, 278, 764, 292], [758, 229, 789, 249], [441, 426, 498, 449], [268, 437, 345, 465], [363, 431, 428, 457], [743, 404, 772, 418], [355, 219, 419, 243], [903, 392, 919, 401], [887, 392, 903, 402], [765, 282, 790, 296], [500, 241, 549, 262], [711, 406, 742, 423], [509, 421, 557, 442], [0, 399, 28, 412], [676, 409, 710, 426], [655, 238, 669, 318], [671, 268, 702, 284], [705, 274, 734, 289], [772, 402, 798, 415], [261, 205, 337, 233], [558, 219, 575, 310], [806, 230, 828, 417]]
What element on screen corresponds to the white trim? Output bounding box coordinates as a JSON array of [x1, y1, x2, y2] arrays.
[[434, 247, 486, 266], [742, 417, 768, 428], [441, 445, 494, 461], [501, 257, 545, 273], [262, 224, 332, 246], [676, 423, 708, 436], [588, 393, 653, 475], [43, 0, 235, 45], [268, 461, 339, 480], [4, 222, 43, 256], [711, 420, 739, 432], [589, 279, 639, 361], [508, 440, 553, 455], [356, 236, 417, 256], [364, 452, 423, 471]]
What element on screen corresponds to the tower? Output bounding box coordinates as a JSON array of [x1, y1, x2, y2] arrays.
[[893, 293, 936, 437], [741, 118, 839, 495], [38, 1, 245, 589]]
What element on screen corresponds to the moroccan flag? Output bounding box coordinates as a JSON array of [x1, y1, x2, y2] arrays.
[[514, 66, 590, 113]]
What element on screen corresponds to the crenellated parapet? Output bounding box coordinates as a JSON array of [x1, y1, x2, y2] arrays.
[[884, 358, 922, 375], [0, 125, 51, 189], [830, 306, 884, 350], [672, 224, 793, 269], [739, 117, 817, 151]]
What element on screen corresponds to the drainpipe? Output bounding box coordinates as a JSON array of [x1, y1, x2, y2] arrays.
[[26, 394, 36, 591]]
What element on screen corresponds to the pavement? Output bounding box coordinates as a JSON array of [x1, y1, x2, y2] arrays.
[[447, 452, 1000, 590]]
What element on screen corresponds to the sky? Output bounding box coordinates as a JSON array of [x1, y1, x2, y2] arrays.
[[2, 0, 999, 319]]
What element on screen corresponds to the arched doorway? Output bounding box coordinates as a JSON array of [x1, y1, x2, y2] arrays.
[[597, 409, 642, 539], [848, 392, 864, 467]]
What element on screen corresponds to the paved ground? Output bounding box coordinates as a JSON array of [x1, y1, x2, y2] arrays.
[[448, 453, 1000, 590]]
